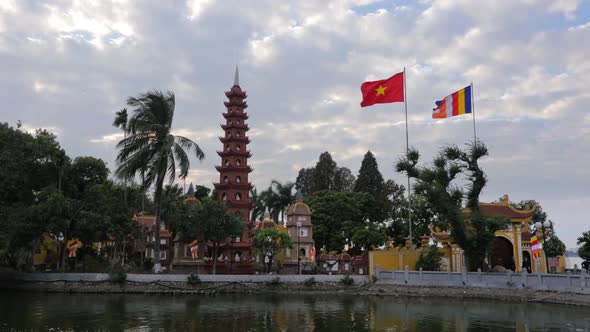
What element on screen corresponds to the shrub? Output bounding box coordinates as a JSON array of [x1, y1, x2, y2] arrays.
[[415, 245, 443, 271], [109, 264, 127, 285], [371, 274, 378, 283], [267, 276, 281, 286], [340, 274, 355, 286], [304, 277, 316, 287], [187, 273, 201, 286], [143, 258, 154, 272]]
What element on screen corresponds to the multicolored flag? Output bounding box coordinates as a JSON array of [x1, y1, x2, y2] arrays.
[[360, 72, 405, 107], [310, 243, 316, 263], [190, 240, 199, 259], [67, 239, 82, 258], [531, 229, 540, 258], [432, 85, 472, 119]]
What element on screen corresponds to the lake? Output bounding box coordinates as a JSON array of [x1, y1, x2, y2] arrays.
[[0, 291, 588, 331]]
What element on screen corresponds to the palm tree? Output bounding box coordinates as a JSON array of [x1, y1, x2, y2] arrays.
[[578, 230, 590, 261], [113, 108, 128, 202], [250, 188, 265, 222], [115, 90, 205, 272], [271, 180, 295, 222]]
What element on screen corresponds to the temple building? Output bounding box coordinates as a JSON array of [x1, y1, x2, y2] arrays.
[[285, 194, 314, 266], [212, 66, 254, 262]]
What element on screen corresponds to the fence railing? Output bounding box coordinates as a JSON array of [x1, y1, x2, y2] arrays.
[[375, 266, 589, 294]]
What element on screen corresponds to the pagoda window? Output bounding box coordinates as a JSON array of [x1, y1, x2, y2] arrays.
[[225, 160, 230, 166], [235, 193, 242, 201], [236, 159, 241, 166], [236, 176, 241, 183], [223, 176, 229, 183], [222, 193, 228, 201], [236, 144, 241, 151], [236, 120, 240, 125], [236, 131, 241, 137], [226, 144, 231, 151]]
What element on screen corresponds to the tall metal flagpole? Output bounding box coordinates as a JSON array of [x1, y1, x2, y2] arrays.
[[403, 67, 412, 244], [471, 82, 476, 145]]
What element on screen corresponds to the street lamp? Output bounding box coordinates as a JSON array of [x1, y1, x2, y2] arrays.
[[535, 220, 552, 273], [296, 221, 302, 275]]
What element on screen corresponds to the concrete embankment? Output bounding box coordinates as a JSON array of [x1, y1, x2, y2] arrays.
[[1, 272, 589, 307]]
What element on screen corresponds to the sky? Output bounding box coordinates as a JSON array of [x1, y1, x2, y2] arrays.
[[1, 0, 589, 248]]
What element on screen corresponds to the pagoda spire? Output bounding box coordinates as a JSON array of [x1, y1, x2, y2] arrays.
[[234, 65, 239, 86]]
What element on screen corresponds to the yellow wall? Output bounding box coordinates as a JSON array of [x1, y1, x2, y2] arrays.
[[369, 246, 422, 277]]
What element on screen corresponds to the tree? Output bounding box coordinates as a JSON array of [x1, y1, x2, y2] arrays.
[[577, 230, 590, 261], [544, 234, 566, 258], [354, 151, 386, 222], [252, 228, 293, 273], [270, 180, 295, 222], [351, 223, 388, 256], [415, 245, 444, 271], [114, 90, 205, 272], [250, 188, 265, 222], [311, 152, 337, 193], [194, 185, 210, 200], [199, 199, 243, 274], [333, 167, 355, 192], [68, 157, 110, 197], [112, 108, 128, 202], [305, 191, 374, 252], [295, 167, 314, 198], [397, 141, 510, 271]]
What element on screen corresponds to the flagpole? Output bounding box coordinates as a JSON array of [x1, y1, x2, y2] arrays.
[[403, 67, 412, 244], [471, 82, 476, 145]]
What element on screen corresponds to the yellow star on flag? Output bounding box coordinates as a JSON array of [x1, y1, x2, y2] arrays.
[[375, 85, 387, 96]]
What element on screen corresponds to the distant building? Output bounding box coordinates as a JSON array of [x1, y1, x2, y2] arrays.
[[285, 194, 314, 268], [133, 214, 172, 271]]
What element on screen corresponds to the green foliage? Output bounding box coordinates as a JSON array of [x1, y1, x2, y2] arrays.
[[397, 141, 508, 271], [340, 274, 355, 286], [187, 273, 201, 285], [303, 277, 316, 286], [295, 152, 356, 198], [252, 228, 293, 273], [351, 223, 388, 254], [415, 245, 444, 271], [305, 190, 374, 252], [194, 185, 211, 200], [114, 90, 205, 272], [109, 264, 128, 285], [577, 230, 590, 261], [354, 151, 386, 221], [68, 157, 109, 197], [267, 276, 282, 286], [544, 234, 566, 257]]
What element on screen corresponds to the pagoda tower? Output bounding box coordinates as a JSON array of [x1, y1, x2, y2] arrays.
[[213, 66, 253, 245]]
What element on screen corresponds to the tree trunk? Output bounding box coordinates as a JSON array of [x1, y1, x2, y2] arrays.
[[212, 243, 218, 275], [153, 173, 166, 273]]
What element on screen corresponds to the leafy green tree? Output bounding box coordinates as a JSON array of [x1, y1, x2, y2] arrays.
[[201, 199, 243, 274], [351, 223, 388, 256], [295, 167, 314, 198], [311, 152, 337, 193], [544, 234, 566, 258], [354, 151, 386, 222], [415, 245, 444, 271], [270, 180, 295, 222], [194, 185, 211, 200], [305, 190, 374, 252], [112, 108, 128, 202], [333, 167, 355, 192], [250, 188, 265, 221], [577, 230, 590, 261], [397, 142, 510, 271], [114, 90, 205, 272], [67, 156, 110, 197], [252, 228, 293, 273]]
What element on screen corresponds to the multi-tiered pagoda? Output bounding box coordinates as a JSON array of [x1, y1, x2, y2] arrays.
[[213, 67, 254, 258]]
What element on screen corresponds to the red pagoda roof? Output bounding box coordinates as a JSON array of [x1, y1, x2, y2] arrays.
[[218, 136, 251, 144], [217, 150, 252, 158], [213, 182, 253, 190], [221, 124, 249, 131], [215, 165, 253, 173], [222, 112, 248, 120], [225, 86, 247, 99]]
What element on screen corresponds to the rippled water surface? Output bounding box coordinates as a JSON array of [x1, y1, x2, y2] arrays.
[[0, 291, 589, 331]]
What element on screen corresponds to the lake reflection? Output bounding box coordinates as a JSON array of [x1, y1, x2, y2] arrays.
[[0, 291, 588, 331]]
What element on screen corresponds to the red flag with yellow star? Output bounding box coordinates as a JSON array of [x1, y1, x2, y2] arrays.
[[360, 72, 404, 107]]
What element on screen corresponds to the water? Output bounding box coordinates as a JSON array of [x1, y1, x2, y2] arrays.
[[0, 291, 589, 331]]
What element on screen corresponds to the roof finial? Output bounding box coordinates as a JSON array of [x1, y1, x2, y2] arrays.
[[233, 65, 239, 86]]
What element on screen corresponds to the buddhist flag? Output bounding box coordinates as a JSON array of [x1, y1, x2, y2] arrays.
[[432, 85, 472, 119], [310, 243, 316, 263], [531, 229, 540, 259], [360, 72, 405, 107], [190, 240, 199, 259], [67, 239, 82, 258]]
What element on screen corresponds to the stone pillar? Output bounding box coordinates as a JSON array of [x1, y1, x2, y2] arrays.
[[514, 224, 523, 272]]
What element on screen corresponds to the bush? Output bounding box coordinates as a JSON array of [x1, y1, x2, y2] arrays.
[[303, 277, 316, 287], [415, 245, 443, 271], [371, 274, 378, 283], [187, 273, 201, 286], [143, 258, 154, 272], [340, 274, 355, 286], [267, 276, 281, 286], [109, 264, 127, 285]]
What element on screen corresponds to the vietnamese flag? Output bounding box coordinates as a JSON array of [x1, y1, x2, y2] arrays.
[[360, 72, 405, 107]]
